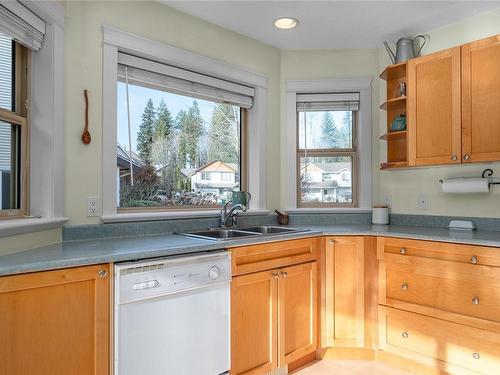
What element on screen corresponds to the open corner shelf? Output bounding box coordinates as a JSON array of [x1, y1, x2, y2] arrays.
[[380, 161, 408, 170], [380, 96, 406, 111], [380, 130, 407, 141], [379, 61, 407, 81]]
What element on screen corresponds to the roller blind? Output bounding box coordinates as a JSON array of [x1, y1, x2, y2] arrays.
[[0, 2, 45, 51], [117, 53, 254, 109], [296, 93, 360, 112]]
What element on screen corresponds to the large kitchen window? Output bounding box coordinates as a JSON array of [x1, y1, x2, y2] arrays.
[[296, 93, 359, 207], [116, 53, 251, 210], [0, 32, 29, 217]]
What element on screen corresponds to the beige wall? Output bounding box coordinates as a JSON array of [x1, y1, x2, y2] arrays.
[[64, 1, 281, 224], [281, 48, 381, 207], [378, 7, 500, 217]]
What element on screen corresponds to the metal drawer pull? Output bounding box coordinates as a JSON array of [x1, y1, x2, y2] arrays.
[[401, 283, 409, 291], [281, 271, 288, 278], [470, 255, 478, 264], [402, 331, 409, 339], [98, 269, 108, 278], [463, 154, 470, 160], [272, 272, 279, 279], [399, 248, 407, 255], [472, 297, 480, 305], [451, 155, 457, 161], [472, 352, 480, 360]]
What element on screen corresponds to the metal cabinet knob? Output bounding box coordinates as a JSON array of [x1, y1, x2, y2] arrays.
[[272, 272, 279, 279], [463, 154, 470, 160], [281, 271, 288, 278], [399, 248, 407, 255], [472, 297, 480, 305], [470, 255, 478, 264], [329, 240, 334, 245], [472, 352, 480, 360], [402, 331, 409, 339], [401, 283, 409, 291], [451, 155, 457, 161], [98, 269, 108, 278]]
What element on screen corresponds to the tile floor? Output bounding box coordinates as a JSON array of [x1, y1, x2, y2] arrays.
[[292, 360, 412, 375]]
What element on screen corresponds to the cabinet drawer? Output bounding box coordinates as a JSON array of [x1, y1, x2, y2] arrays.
[[230, 238, 317, 276], [382, 260, 500, 323], [378, 237, 500, 267], [379, 306, 500, 375]]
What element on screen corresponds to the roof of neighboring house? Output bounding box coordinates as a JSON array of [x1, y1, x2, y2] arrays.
[[181, 161, 239, 178], [301, 162, 351, 174], [117, 144, 146, 169], [306, 180, 339, 189]]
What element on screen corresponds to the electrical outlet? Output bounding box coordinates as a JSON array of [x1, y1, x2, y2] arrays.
[[417, 193, 429, 210], [87, 196, 99, 217], [383, 194, 392, 208]]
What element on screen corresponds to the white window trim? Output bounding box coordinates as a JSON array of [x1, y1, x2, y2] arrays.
[[283, 78, 372, 212], [0, 1, 67, 236], [101, 26, 269, 223]]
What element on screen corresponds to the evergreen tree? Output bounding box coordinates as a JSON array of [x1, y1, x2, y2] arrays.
[[177, 101, 204, 169], [155, 99, 174, 138], [341, 111, 352, 148], [207, 104, 239, 163], [321, 112, 340, 148], [137, 98, 156, 164]]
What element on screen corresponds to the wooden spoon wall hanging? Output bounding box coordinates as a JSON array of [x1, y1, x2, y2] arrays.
[[81, 89, 91, 145]]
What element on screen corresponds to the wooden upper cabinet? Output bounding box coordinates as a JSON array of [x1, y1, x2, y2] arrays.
[[407, 47, 461, 166], [231, 269, 278, 375], [0, 265, 110, 375], [279, 262, 317, 366], [462, 35, 500, 163]]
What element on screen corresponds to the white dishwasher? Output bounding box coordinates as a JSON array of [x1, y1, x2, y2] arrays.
[[114, 251, 231, 375]]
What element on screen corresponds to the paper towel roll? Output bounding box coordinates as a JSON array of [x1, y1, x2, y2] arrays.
[[441, 178, 490, 193]]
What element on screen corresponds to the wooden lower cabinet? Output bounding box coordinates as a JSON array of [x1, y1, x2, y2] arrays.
[[279, 262, 317, 365], [0, 264, 110, 375], [379, 306, 500, 375], [231, 269, 278, 375], [323, 236, 378, 349], [231, 261, 317, 375]]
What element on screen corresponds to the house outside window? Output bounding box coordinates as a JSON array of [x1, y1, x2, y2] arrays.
[[0, 33, 29, 217], [116, 53, 251, 209], [296, 93, 359, 207]]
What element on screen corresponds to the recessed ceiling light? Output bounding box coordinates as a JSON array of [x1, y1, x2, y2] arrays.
[[274, 17, 298, 30]]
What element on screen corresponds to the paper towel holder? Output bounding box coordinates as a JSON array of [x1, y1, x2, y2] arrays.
[[439, 169, 500, 188]]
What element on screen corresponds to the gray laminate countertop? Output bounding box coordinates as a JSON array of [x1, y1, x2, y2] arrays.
[[1, 224, 500, 276]]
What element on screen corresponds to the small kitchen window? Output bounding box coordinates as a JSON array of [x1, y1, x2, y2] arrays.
[[296, 93, 359, 208]]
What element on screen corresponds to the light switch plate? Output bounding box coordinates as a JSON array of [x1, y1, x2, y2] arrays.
[[417, 193, 429, 210]]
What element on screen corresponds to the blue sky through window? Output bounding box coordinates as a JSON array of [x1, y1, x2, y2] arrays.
[[117, 82, 217, 152]]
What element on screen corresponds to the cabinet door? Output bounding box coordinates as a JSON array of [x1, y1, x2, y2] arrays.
[[332, 237, 365, 347], [0, 264, 109, 375], [462, 35, 500, 162], [278, 261, 317, 366], [408, 47, 461, 166], [231, 270, 278, 375]]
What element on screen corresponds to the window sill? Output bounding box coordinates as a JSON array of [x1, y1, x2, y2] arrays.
[[101, 209, 271, 223], [0, 217, 68, 238], [286, 208, 372, 214]]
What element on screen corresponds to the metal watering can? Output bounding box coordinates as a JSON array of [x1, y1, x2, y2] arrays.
[[383, 35, 427, 64]]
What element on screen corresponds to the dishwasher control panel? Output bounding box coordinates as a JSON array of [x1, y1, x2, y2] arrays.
[[115, 251, 231, 304]]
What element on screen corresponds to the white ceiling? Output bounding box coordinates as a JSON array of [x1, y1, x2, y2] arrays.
[[163, 1, 500, 49]]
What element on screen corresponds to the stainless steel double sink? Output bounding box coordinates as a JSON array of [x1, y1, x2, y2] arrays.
[[179, 225, 309, 241]]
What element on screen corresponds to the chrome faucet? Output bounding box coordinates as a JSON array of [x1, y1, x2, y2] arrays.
[[220, 202, 247, 227]]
